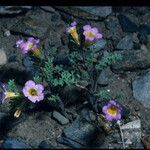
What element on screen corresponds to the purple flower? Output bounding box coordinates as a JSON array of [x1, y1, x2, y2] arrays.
[[22, 80, 44, 103], [67, 21, 80, 45], [83, 25, 103, 42], [16, 37, 40, 54], [0, 82, 19, 104], [102, 100, 122, 121]]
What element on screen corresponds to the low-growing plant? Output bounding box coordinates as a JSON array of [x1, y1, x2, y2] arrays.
[[0, 21, 123, 131]]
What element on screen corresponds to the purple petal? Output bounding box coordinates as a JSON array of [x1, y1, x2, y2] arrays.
[[22, 87, 29, 97], [16, 39, 24, 47], [83, 25, 91, 31], [35, 84, 44, 93], [25, 80, 35, 87], [27, 96, 37, 103], [91, 27, 98, 34], [114, 113, 121, 120], [28, 37, 34, 42], [105, 114, 113, 121], [31, 45, 37, 51], [102, 106, 108, 114], [0, 91, 5, 104], [0, 82, 6, 92], [71, 21, 77, 27], [85, 36, 94, 41], [37, 93, 44, 101], [95, 33, 103, 39], [109, 100, 117, 106]]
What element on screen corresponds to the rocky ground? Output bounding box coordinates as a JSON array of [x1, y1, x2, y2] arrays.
[[0, 6, 150, 149]]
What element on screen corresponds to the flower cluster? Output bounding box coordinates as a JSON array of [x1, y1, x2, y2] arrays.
[[67, 21, 103, 45], [102, 100, 122, 121]]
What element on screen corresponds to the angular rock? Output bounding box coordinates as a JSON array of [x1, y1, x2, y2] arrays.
[[10, 8, 52, 38], [0, 6, 32, 15], [97, 67, 112, 86], [120, 120, 141, 148], [52, 111, 69, 125], [0, 48, 7, 66], [116, 35, 133, 50], [55, 6, 112, 20], [1, 138, 31, 149], [105, 16, 120, 32], [57, 108, 104, 148], [138, 25, 150, 44], [142, 136, 150, 149], [132, 71, 150, 108], [118, 15, 138, 33], [111, 46, 150, 71], [40, 6, 55, 13], [91, 39, 107, 51], [39, 141, 55, 149]]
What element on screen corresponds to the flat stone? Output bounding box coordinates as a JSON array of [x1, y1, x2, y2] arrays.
[[112, 46, 150, 71], [39, 140, 55, 149], [120, 120, 141, 148], [10, 8, 52, 38], [116, 35, 133, 50], [0, 6, 32, 15], [91, 39, 107, 51], [132, 71, 150, 108], [52, 111, 69, 125], [118, 14, 138, 33], [0, 48, 7, 66], [55, 7, 112, 20], [1, 138, 31, 149]]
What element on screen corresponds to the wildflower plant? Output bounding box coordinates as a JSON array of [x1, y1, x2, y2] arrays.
[[0, 21, 123, 124]]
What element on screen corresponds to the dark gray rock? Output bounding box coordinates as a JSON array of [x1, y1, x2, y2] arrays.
[[118, 14, 138, 33], [57, 108, 104, 148], [97, 67, 112, 86], [105, 16, 120, 32], [1, 138, 31, 149], [55, 7, 112, 20], [111, 46, 150, 72], [132, 71, 150, 108], [10, 8, 52, 39], [39, 141, 55, 149], [138, 25, 150, 44], [0, 6, 32, 15], [116, 35, 133, 50], [52, 111, 69, 125]]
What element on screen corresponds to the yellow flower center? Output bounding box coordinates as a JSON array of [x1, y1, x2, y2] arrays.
[[28, 43, 34, 49], [107, 106, 118, 116], [5, 91, 19, 99], [86, 31, 95, 38], [28, 88, 38, 96]]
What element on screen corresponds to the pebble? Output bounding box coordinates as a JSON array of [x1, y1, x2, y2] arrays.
[[52, 111, 69, 125]]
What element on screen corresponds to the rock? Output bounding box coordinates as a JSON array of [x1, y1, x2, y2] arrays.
[[1, 138, 31, 149], [0, 6, 32, 15], [142, 136, 150, 149], [52, 111, 69, 125], [120, 119, 141, 148], [57, 108, 105, 148], [97, 67, 112, 86], [40, 6, 55, 13], [39, 141, 55, 149], [132, 71, 150, 108], [0, 48, 7, 66], [138, 25, 150, 44], [3, 30, 11, 37], [60, 85, 87, 107], [91, 39, 107, 51], [118, 14, 138, 33], [105, 16, 120, 32], [111, 46, 150, 71], [10, 8, 52, 39], [116, 35, 133, 50], [55, 6, 112, 20]]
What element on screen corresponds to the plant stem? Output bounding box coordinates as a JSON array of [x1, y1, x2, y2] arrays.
[[117, 120, 126, 149]]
